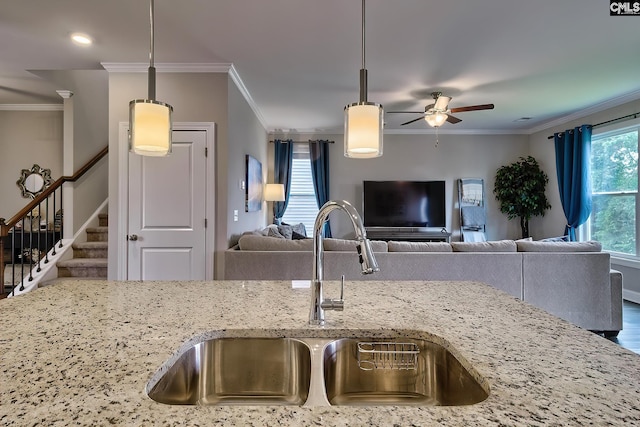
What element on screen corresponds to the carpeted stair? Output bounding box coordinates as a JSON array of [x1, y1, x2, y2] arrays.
[[55, 213, 108, 279]]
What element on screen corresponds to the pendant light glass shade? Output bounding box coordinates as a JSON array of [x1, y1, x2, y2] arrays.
[[344, 102, 383, 158], [129, 0, 172, 157], [129, 100, 173, 156]]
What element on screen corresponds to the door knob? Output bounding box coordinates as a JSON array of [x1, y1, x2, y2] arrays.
[[127, 234, 138, 241]]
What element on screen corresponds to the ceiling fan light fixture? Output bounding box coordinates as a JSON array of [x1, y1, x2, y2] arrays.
[[344, 0, 383, 159], [129, 0, 173, 157], [425, 111, 448, 127]]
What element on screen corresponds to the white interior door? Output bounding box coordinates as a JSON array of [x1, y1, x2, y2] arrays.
[[127, 130, 207, 280]]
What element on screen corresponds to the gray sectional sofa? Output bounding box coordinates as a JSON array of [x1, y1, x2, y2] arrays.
[[225, 236, 623, 335]]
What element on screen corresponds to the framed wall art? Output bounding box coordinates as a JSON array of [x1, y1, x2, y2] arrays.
[[245, 154, 263, 212]]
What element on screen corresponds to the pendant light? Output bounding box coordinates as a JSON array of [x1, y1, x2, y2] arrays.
[[129, 0, 173, 157], [344, 0, 383, 158]]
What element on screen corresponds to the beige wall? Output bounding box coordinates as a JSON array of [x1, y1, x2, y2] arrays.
[[33, 70, 109, 235], [108, 73, 239, 278], [0, 110, 63, 220], [226, 78, 269, 245], [272, 132, 529, 241]]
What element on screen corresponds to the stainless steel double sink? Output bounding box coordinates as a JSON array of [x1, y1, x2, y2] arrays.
[[146, 336, 489, 407]]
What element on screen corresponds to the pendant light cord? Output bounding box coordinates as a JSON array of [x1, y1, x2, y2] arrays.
[[361, 0, 366, 70], [359, 0, 368, 103], [148, 0, 156, 100]]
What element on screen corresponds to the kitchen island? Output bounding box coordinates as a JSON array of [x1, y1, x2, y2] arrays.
[[1, 279, 639, 426]]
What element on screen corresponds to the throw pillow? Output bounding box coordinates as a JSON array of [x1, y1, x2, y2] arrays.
[[277, 224, 293, 239], [540, 235, 569, 242], [262, 225, 286, 239], [283, 222, 307, 237], [292, 231, 308, 240]]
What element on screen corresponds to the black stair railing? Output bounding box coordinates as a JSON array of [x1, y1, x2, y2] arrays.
[[0, 146, 108, 297]]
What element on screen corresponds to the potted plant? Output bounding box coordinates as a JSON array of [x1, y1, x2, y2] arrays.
[[493, 156, 551, 238]]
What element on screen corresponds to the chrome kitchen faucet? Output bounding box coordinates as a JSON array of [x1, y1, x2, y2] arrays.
[[309, 200, 379, 325]]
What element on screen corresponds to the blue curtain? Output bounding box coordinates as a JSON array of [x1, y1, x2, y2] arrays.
[[554, 124, 592, 241], [273, 139, 293, 225], [309, 140, 332, 237]]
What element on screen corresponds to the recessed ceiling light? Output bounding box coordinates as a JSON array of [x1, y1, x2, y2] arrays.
[[71, 33, 93, 46]]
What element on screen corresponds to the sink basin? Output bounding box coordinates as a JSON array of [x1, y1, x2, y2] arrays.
[[147, 338, 312, 405], [148, 335, 488, 407], [322, 338, 488, 406]]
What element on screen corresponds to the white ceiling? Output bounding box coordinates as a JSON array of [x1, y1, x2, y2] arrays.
[[1, 0, 639, 133]]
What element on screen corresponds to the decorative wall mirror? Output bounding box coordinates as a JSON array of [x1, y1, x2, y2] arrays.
[[17, 164, 53, 199]]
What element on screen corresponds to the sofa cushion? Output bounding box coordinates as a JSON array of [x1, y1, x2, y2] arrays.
[[238, 235, 314, 251], [451, 239, 517, 252], [517, 240, 602, 252], [388, 241, 453, 252], [323, 238, 388, 252]]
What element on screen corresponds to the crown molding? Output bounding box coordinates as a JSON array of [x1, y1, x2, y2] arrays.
[[0, 104, 63, 111], [525, 89, 640, 135], [228, 64, 267, 130], [270, 127, 529, 136], [101, 61, 267, 131], [100, 62, 233, 73], [56, 90, 73, 99]]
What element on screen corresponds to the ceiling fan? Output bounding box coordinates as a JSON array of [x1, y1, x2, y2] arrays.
[[389, 92, 495, 127]]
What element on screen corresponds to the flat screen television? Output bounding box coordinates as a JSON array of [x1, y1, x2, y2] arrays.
[[363, 180, 446, 228]]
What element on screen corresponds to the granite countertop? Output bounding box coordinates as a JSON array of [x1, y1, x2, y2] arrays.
[[1, 279, 639, 426]]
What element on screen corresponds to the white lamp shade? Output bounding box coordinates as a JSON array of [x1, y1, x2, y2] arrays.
[[344, 103, 383, 158], [129, 100, 173, 156], [425, 111, 448, 127], [264, 183, 285, 201]]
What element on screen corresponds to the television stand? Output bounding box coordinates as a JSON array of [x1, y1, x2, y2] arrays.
[[365, 227, 451, 243]]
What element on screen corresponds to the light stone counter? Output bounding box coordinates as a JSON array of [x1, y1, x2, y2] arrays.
[[1, 280, 639, 426]]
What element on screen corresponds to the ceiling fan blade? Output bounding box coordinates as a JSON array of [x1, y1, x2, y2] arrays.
[[400, 116, 425, 126], [450, 104, 495, 113], [446, 115, 462, 124]]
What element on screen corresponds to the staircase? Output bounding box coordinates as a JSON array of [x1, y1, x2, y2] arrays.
[[55, 213, 108, 280]]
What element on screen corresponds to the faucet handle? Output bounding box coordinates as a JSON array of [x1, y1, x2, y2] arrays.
[[321, 275, 345, 312]]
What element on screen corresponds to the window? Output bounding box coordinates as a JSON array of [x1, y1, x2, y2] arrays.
[[589, 123, 640, 256], [282, 144, 318, 233]]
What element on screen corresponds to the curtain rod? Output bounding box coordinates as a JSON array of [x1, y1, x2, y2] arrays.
[[546, 112, 640, 140], [269, 139, 334, 143]]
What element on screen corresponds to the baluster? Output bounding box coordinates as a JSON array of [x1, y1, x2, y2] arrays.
[[58, 187, 64, 249], [52, 191, 57, 256], [44, 198, 50, 265]]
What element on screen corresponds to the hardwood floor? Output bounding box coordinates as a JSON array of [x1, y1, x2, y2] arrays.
[[607, 300, 640, 354]]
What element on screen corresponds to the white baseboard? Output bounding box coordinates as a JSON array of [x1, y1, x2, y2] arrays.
[[623, 289, 640, 304]]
